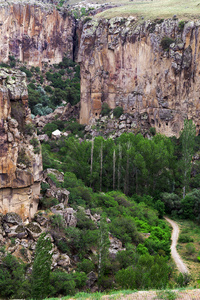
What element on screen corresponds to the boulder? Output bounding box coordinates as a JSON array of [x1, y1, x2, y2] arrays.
[[26, 222, 42, 240], [57, 254, 71, 268], [52, 129, 62, 140], [3, 212, 22, 225], [86, 271, 97, 288]]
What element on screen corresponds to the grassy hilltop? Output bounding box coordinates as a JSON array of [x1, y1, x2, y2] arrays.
[[87, 0, 200, 20]]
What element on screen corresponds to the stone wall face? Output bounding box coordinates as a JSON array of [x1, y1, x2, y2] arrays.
[[0, 2, 75, 66], [78, 18, 200, 137], [0, 68, 43, 219]]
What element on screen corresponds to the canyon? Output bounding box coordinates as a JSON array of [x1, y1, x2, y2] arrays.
[[1, 1, 200, 137], [1, 1, 200, 218]]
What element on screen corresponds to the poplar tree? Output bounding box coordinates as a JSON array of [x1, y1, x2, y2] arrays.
[[97, 215, 110, 290], [180, 119, 196, 198], [31, 233, 53, 299]]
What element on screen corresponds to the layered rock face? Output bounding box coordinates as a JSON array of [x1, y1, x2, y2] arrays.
[[78, 18, 200, 137], [0, 1, 75, 66], [0, 68, 42, 219]]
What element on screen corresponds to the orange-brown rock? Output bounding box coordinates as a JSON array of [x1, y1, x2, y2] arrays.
[[0, 68, 43, 219], [78, 18, 200, 137], [0, 1, 75, 66]]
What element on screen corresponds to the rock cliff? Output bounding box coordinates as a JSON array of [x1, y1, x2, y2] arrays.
[[0, 68, 42, 219], [78, 18, 200, 137], [0, 1, 75, 66]]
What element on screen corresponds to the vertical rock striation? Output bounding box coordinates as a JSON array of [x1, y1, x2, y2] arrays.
[[0, 1, 75, 66], [0, 68, 42, 219], [78, 18, 200, 137]]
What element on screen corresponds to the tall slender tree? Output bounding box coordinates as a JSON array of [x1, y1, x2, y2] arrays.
[[180, 119, 196, 198], [31, 233, 53, 299]]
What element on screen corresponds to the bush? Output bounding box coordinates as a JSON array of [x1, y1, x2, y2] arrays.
[[39, 197, 59, 209], [77, 259, 95, 274], [178, 20, 185, 31], [101, 103, 111, 116], [17, 148, 31, 167], [161, 36, 174, 51], [113, 106, 123, 118], [49, 271, 76, 296], [24, 123, 35, 135], [150, 127, 156, 136], [30, 137, 39, 148], [178, 234, 194, 243], [185, 243, 196, 255]]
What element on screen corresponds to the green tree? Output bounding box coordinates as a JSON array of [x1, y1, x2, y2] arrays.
[[180, 119, 196, 198], [0, 253, 28, 299], [98, 215, 110, 289], [31, 233, 53, 299]]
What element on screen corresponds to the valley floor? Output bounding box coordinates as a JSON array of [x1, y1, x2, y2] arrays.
[[65, 289, 200, 299]]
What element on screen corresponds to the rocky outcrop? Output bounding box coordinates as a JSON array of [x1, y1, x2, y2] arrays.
[[0, 68, 42, 219], [0, 1, 75, 66], [78, 18, 200, 137]]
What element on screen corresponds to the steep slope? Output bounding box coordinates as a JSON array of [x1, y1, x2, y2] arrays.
[[0, 1, 75, 66], [78, 18, 200, 137], [0, 68, 42, 219]]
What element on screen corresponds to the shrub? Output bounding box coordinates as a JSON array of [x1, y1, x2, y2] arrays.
[[24, 123, 35, 135], [17, 148, 31, 167], [178, 20, 185, 31], [19, 66, 32, 78], [50, 214, 65, 231], [101, 103, 111, 116], [39, 197, 59, 210], [178, 234, 194, 243], [77, 259, 95, 274], [113, 106, 123, 118], [49, 271, 76, 296], [30, 137, 39, 148], [150, 127, 156, 136], [161, 37, 174, 51], [185, 243, 196, 255]]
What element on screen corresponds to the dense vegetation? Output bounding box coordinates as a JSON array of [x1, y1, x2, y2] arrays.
[[27, 57, 80, 116]]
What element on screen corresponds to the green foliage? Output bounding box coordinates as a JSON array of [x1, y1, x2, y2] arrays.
[[178, 233, 194, 243], [150, 127, 156, 136], [116, 254, 171, 290], [30, 137, 39, 148], [17, 148, 31, 167], [24, 123, 35, 135], [154, 200, 165, 218], [178, 20, 185, 31], [113, 106, 123, 118], [77, 259, 95, 274], [50, 214, 65, 231], [31, 233, 53, 299], [0, 253, 28, 299], [185, 243, 196, 255], [49, 271, 76, 296], [20, 66, 32, 78], [101, 103, 111, 116], [180, 119, 196, 198], [175, 272, 191, 287], [161, 36, 175, 51], [156, 290, 177, 300]]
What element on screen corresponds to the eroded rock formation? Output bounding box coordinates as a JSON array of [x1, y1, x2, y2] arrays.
[[78, 18, 200, 137], [0, 1, 75, 66], [0, 68, 42, 219]]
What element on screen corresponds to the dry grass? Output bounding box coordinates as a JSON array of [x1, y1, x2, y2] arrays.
[[91, 0, 200, 20], [176, 219, 200, 288]]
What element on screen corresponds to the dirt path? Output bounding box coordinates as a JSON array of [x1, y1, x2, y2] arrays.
[[165, 217, 189, 274]]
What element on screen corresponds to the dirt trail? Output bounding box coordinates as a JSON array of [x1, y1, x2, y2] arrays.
[[165, 217, 189, 274]]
